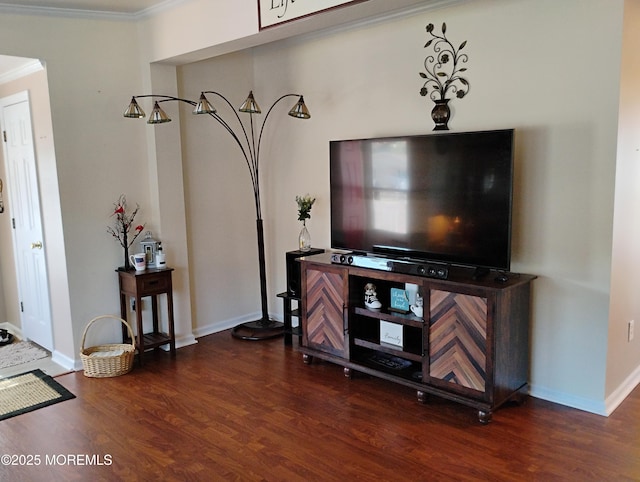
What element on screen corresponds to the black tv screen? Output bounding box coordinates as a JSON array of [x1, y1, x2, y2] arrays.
[[330, 129, 514, 271]]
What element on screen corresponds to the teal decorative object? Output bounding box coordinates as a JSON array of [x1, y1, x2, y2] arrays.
[[390, 288, 410, 313]]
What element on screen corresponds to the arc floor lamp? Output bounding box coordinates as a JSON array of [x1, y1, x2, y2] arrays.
[[124, 90, 311, 340]]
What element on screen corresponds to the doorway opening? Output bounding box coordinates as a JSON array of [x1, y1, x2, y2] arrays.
[[0, 54, 67, 362]]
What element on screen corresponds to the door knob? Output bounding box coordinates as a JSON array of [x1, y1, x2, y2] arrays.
[[31, 241, 43, 249]]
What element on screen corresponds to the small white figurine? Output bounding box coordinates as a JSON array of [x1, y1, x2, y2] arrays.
[[364, 283, 382, 310], [410, 292, 424, 318]]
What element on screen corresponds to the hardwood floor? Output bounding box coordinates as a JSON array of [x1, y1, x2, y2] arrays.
[[1, 330, 638, 481]]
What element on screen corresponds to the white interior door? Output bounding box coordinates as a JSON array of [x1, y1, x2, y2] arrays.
[[1, 91, 53, 350]]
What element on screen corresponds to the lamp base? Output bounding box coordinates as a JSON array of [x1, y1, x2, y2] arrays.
[[231, 319, 284, 341]]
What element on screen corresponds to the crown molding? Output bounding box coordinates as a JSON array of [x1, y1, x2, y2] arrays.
[[0, 0, 188, 21], [0, 59, 44, 85], [0, 3, 132, 20], [133, 0, 190, 21], [337, 0, 471, 32]]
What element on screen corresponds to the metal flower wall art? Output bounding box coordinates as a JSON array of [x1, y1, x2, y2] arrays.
[[419, 22, 470, 130]]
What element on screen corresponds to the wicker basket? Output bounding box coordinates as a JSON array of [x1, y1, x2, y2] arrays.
[[80, 315, 135, 378]]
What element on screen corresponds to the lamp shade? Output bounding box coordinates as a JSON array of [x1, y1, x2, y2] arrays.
[[238, 91, 261, 114], [123, 97, 145, 118], [288, 96, 311, 119], [148, 101, 171, 124], [193, 93, 216, 115]]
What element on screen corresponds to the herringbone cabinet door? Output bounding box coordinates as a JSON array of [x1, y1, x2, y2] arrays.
[[429, 289, 487, 392], [304, 267, 347, 357]]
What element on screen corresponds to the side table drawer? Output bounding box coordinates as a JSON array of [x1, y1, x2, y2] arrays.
[[139, 273, 170, 294]]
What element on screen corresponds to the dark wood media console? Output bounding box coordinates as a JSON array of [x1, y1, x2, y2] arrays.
[[298, 253, 535, 423]]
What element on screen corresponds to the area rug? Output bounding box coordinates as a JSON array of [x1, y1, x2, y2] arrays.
[[0, 340, 49, 370], [0, 369, 75, 421]]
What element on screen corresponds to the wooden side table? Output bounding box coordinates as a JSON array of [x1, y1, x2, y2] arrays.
[[277, 291, 301, 346], [117, 267, 176, 365], [279, 248, 324, 346]]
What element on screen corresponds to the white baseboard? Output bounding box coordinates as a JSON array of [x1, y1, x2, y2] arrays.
[[9, 311, 279, 370], [52, 349, 76, 371], [529, 363, 640, 417], [71, 332, 200, 371], [529, 384, 607, 416], [604, 364, 640, 415], [176, 333, 198, 349], [69, 311, 271, 370], [192, 311, 264, 339], [154, 333, 198, 351]]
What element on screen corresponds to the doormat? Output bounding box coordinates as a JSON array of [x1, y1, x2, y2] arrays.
[[0, 340, 49, 370], [0, 369, 75, 421]]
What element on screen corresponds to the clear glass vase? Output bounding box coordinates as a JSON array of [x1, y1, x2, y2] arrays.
[[299, 222, 311, 251]]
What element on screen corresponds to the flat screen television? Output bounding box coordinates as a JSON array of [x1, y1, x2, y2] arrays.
[[330, 129, 515, 272]]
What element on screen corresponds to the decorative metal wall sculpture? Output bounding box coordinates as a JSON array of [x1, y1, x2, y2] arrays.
[[419, 23, 470, 130]]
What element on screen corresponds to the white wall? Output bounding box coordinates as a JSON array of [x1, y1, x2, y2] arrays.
[[141, 0, 257, 64], [177, 51, 263, 332], [0, 13, 150, 361], [169, 0, 630, 413], [607, 0, 640, 403]]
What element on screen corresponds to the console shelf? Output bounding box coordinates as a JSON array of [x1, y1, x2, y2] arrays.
[[353, 337, 423, 362], [299, 252, 535, 424], [353, 306, 424, 328]]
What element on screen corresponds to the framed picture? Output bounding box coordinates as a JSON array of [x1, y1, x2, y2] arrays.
[[258, 0, 368, 30]]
